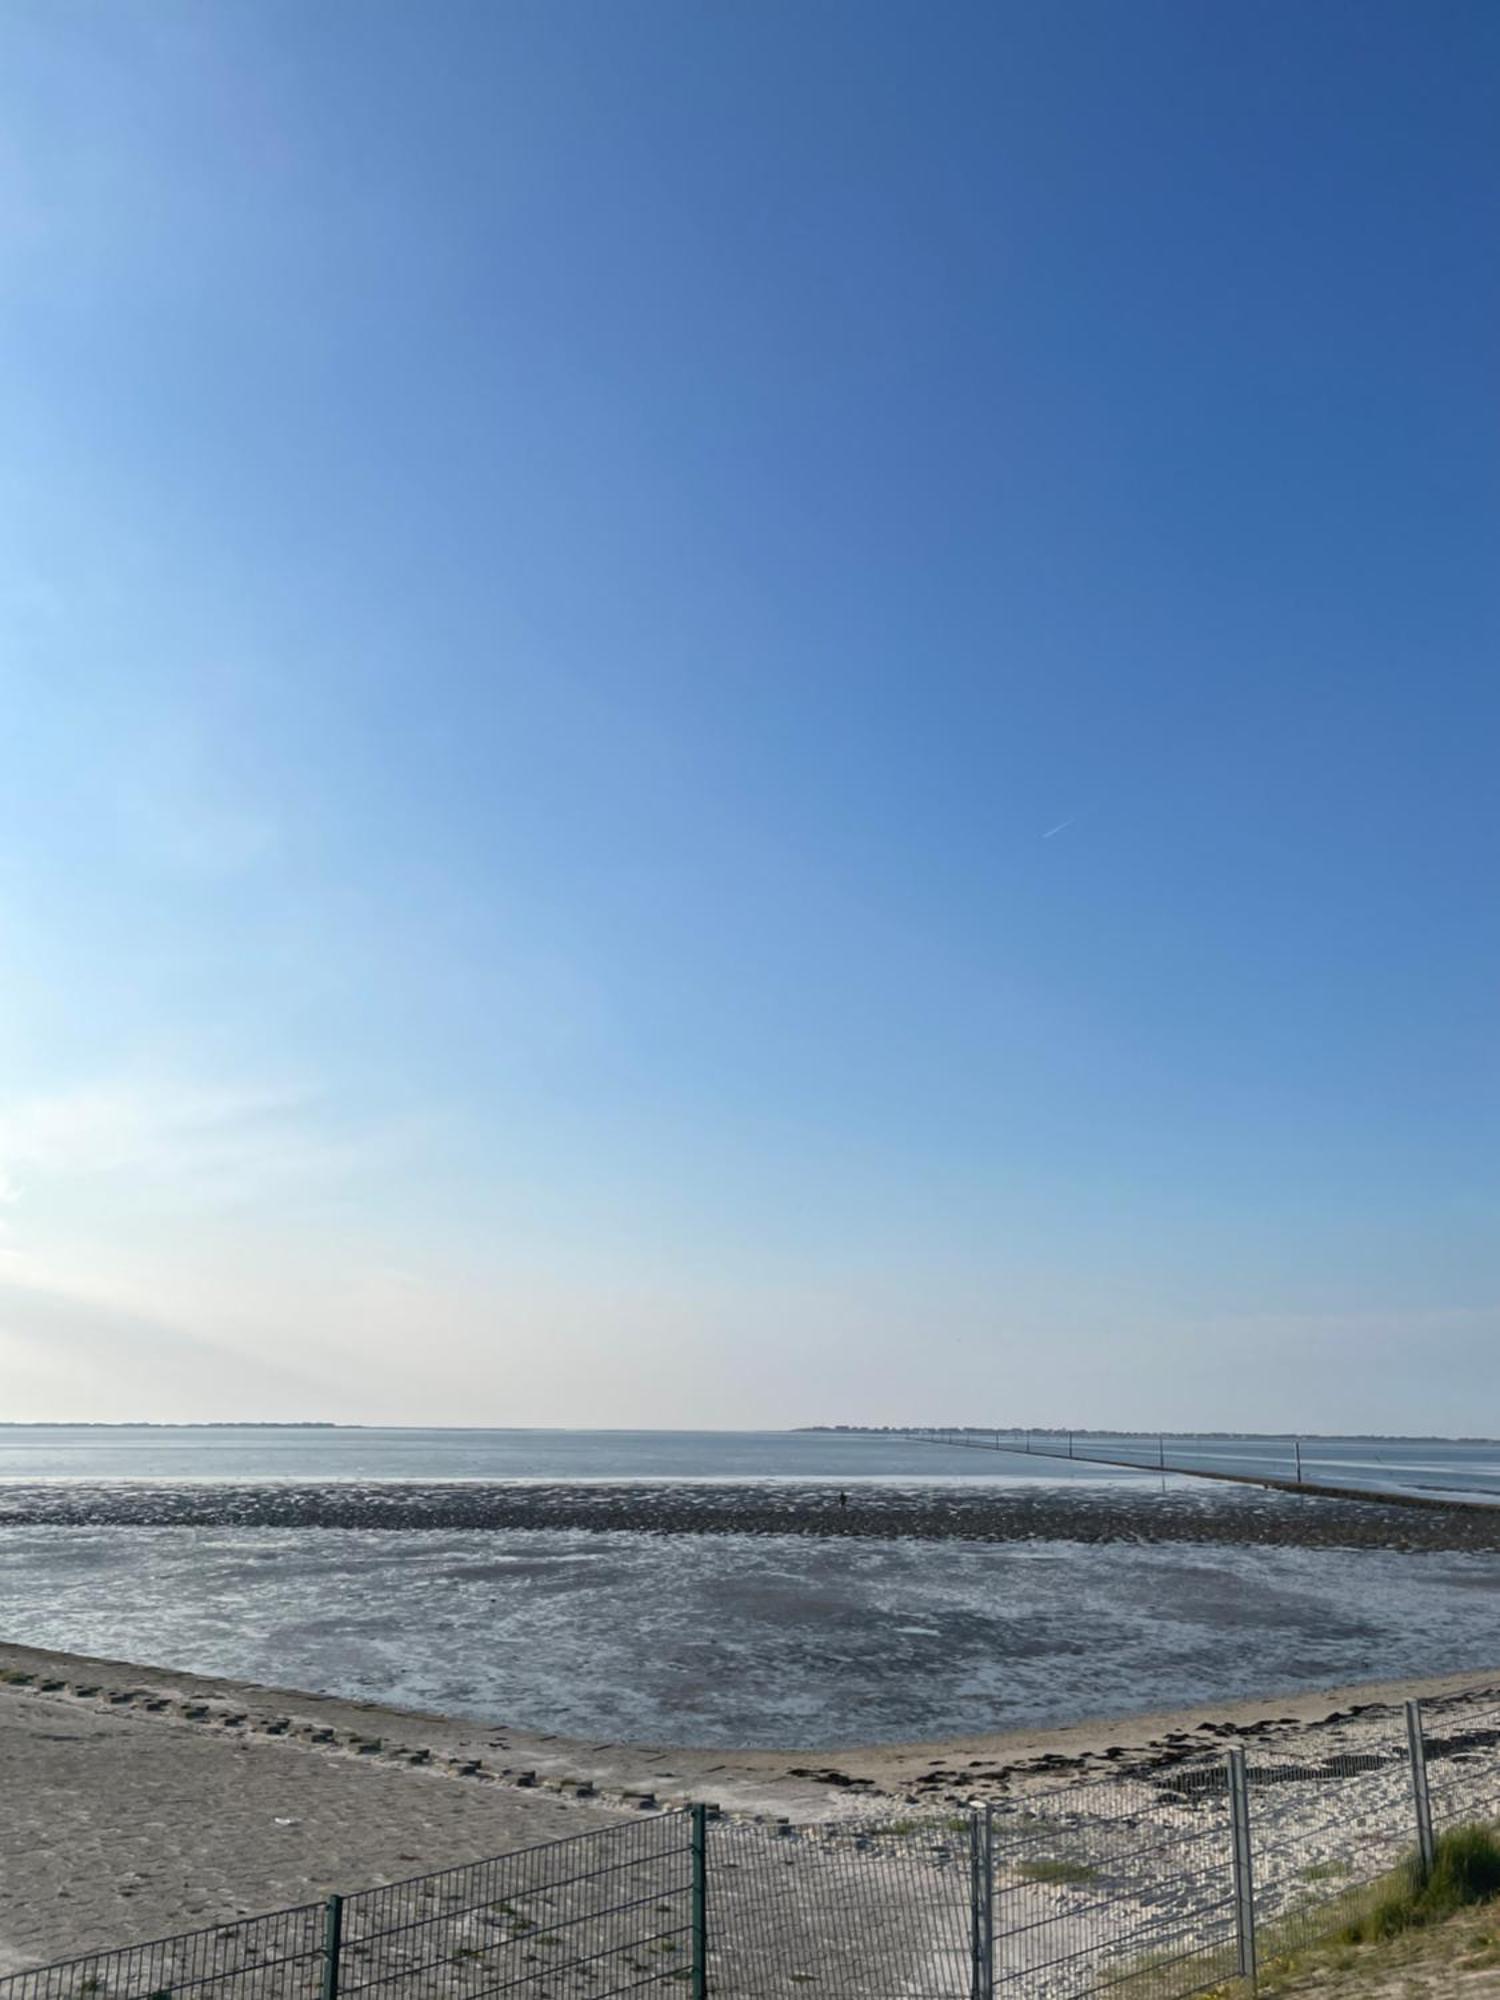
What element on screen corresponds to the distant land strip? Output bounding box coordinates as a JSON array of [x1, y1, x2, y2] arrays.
[[7, 1481, 1500, 1551]]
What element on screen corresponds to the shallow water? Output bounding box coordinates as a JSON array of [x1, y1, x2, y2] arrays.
[[4, 1426, 1498, 1500], [3, 1525, 1499, 1746], [0, 1426, 1132, 1484]]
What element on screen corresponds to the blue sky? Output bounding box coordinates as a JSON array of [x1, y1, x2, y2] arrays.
[[2, 0, 1495, 1428]]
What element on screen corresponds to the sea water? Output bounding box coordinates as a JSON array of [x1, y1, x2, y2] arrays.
[[2, 1427, 1498, 1746], [4, 1424, 1500, 1497]]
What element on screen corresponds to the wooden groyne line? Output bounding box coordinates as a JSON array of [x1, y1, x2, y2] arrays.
[[894, 1430, 1500, 1514]]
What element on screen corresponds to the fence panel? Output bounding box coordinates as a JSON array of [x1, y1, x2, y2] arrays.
[[335, 1812, 696, 2000], [14, 1697, 1500, 2000], [0, 1901, 327, 2000], [1423, 1698, 1500, 1837], [990, 1765, 1240, 2000], [706, 1819, 971, 1997], [1245, 1725, 1419, 1964]]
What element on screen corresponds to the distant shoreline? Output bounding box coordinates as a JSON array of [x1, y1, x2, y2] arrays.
[[803, 1424, 1500, 1444]]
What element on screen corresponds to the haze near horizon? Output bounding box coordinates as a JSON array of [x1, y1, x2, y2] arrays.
[[2, 0, 1495, 1432]]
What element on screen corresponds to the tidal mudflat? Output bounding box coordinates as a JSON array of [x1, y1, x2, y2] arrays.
[[4, 1520, 1500, 1747]]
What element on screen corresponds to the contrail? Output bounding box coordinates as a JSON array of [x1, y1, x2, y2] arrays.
[[1042, 818, 1074, 839]]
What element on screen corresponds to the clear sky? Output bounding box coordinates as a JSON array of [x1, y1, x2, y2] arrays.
[[2, 0, 1495, 1431]]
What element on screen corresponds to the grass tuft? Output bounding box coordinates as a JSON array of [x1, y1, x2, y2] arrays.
[[1341, 1823, 1500, 1943], [1015, 1857, 1100, 1886], [1298, 1858, 1351, 1883]]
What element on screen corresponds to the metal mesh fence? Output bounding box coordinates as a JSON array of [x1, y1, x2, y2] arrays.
[[0, 1901, 327, 2000], [336, 1813, 696, 2000], [10, 1699, 1500, 2000], [705, 1819, 972, 1997], [1424, 1698, 1500, 1836], [1246, 1729, 1421, 1964], [990, 1767, 1241, 2000], [0, 1820, 694, 2000]]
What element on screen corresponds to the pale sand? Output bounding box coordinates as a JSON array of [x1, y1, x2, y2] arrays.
[[5, 1636, 1500, 1972]]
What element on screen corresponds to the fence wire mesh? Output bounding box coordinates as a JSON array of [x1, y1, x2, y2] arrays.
[[1424, 1698, 1500, 1837], [9, 1697, 1500, 2000], [0, 1900, 327, 2000], [990, 1766, 1241, 2000], [705, 1819, 972, 1997], [0, 1819, 695, 2000], [337, 1813, 696, 2000], [1246, 1729, 1421, 1964]]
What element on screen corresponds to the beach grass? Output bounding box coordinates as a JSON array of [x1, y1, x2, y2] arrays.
[[1179, 1823, 1500, 1997], [1013, 1856, 1100, 1885], [1298, 1857, 1352, 1884], [1340, 1823, 1500, 1942]]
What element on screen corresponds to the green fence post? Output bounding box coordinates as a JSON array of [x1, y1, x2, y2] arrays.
[[322, 1893, 344, 2000], [969, 1805, 994, 1999], [1406, 1700, 1436, 1877], [690, 1805, 709, 2000], [1227, 1749, 1257, 1991]]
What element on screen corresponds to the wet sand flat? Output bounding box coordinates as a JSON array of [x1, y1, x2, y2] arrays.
[[8, 1478, 1500, 1549]]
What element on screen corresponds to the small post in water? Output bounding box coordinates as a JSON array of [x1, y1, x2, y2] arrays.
[[1406, 1700, 1436, 1877], [1227, 1748, 1257, 1989], [1295, 1439, 1303, 1484], [690, 1803, 709, 2000], [321, 1894, 343, 2000]]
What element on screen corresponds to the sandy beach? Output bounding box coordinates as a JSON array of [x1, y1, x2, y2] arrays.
[[5, 1635, 1500, 1973]]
